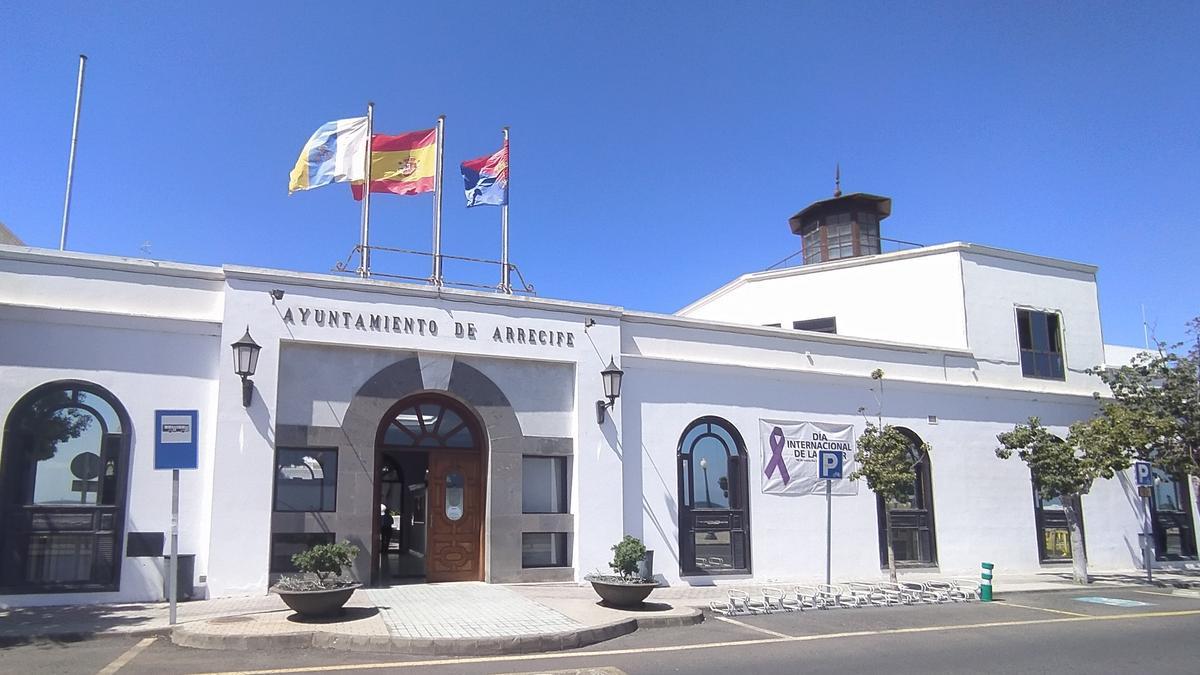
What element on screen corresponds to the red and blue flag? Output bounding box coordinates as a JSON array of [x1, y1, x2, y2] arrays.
[[460, 142, 508, 207]]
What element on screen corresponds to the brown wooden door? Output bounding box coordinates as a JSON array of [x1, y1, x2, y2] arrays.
[[426, 450, 484, 582]]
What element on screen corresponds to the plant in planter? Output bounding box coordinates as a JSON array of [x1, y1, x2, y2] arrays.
[[270, 541, 361, 618], [585, 535, 658, 608]]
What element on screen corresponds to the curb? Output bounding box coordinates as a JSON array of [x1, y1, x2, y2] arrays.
[[170, 608, 703, 655]]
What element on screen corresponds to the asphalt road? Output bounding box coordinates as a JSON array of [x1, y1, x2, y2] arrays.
[[6, 587, 1200, 675]]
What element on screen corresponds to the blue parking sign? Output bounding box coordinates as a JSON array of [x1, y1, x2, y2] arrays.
[[819, 450, 843, 480], [1135, 461, 1152, 486]]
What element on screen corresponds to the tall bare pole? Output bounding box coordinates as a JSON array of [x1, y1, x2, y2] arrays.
[[500, 126, 511, 293], [431, 115, 446, 285], [358, 102, 375, 278], [60, 54, 87, 251]]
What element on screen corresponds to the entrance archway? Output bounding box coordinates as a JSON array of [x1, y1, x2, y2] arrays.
[[373, 394, 486, 584]]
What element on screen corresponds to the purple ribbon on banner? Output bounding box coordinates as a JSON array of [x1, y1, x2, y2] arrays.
[[765, 426, 790, 485]]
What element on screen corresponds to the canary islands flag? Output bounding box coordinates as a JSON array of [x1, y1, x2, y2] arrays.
[[461, 142, 509, 207], [288, 117, 369, 194]]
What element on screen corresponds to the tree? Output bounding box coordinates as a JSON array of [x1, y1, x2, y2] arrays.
[[851, 369, 931, 583], [995, 417, 1130, 584], [1085, 316, 1200, 478]]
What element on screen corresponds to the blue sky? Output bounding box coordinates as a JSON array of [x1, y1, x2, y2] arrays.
[[2, 2, 1196, 348]]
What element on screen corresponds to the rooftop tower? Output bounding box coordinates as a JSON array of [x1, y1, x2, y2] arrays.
[[787, 167, 891, 265]]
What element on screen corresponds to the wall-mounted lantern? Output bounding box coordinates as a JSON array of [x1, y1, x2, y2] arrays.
[[230, 327, 261, 407], [595, 357, 624, 424]]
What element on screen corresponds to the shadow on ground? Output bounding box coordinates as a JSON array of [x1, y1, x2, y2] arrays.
[[0, 604, 158, 648]]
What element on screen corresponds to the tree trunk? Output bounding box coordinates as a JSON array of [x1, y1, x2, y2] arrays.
[[884, 508, 898, 583], [1063, 497, 1089, 585]]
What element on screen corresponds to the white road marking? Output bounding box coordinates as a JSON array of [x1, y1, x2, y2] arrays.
[[97, 636, 156, 675], [997, 601, 1088, 617], [713, 615, 794, 638]]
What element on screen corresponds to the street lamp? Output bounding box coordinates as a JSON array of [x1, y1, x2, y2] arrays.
[[230, 326, 261, 407], [700, 457, 712, 507], [595, 357, 624, 424]]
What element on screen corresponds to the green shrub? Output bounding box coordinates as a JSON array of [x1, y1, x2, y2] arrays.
[[291, 541, 359, 583], [608, 535, 647, 579]]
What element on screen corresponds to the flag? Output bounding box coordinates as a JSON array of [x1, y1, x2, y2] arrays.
[[461, 142, 509, 207], [351, 128, 437, 200], [288, 117, 368, 194]]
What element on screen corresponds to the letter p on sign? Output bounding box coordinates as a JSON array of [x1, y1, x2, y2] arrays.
[[1135, 461, 1153, 486], [819, 450, 843, 480]]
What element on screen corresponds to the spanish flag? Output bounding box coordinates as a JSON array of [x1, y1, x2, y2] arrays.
[[351, 128, 437, 200]]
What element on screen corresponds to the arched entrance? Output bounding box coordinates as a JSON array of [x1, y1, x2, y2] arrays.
[[0, 381, 132, 593], [373, 394, 486, 584]]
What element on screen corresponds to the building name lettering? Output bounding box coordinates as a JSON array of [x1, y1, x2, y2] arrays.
[[281, 306, 575, 348]]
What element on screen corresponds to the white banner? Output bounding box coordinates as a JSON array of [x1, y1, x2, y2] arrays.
[[759, 420, 859, 495]]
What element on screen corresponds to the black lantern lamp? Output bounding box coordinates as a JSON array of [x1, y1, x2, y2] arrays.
[[230, 327, 261, 407], [595, 357, 624, 424]]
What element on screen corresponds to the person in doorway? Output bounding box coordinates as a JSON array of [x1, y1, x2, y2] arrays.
[[380, 504, 394, 563]]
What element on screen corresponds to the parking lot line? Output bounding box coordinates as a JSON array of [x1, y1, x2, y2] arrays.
[[997, 601, 1088, 617], [97, 637, 156, 675], [713, 615, 794, 638]]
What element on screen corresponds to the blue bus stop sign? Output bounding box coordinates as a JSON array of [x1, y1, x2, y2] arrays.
[[819, 450, 844, 480], [1135, 461, 1153, 487], [155, 410, 199, 470]]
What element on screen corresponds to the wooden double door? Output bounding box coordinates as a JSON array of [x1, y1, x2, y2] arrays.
[[377, 397, 486, 584]]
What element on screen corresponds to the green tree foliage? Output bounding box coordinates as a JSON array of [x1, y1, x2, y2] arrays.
[[609, 535, 647, 579], [291, 541, 359, 584], [996, 417, 1131, 584], [851, 369, 931, 582], [1085, 317, 1200, 478], [17, 391, 93, 462]]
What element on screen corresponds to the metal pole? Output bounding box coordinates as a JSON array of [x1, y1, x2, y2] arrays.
[[358, 102, 374, 279], [431, 115, 446, 285], [1144, 493, 1153, 583], [60, 54, 87, 251], [169, 468, 179, 625], [500, 126, 511, 293], [825, 478, 832, 586]]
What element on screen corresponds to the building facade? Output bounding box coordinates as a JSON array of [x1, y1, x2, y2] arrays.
[[1, 194, 1196, 606]]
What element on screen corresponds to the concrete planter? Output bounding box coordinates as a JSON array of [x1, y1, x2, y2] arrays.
[[271, 583, 361, 618], [586, 577, 658, 608]]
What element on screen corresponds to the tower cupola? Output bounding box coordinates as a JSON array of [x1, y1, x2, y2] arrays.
[[787, 170, 891, 264]]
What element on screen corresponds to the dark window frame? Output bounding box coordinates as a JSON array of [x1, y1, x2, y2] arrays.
[[677, 417, 752, 576], [1031, 478, 1083, 564], [792, 317, 838, 334], [521, 455, 570, 514], [272, 447, 339, 513], [521, 532, 570, 568], [875, 428, 938, 568], [1016, 308, 1066, 380], [0, 381, 133, 594], [1149, 470, 1197, 561]]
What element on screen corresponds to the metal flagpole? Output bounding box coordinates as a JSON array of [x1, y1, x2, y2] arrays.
[[60, 54, 87, 251], [431, 115, 446, 285], [500, 126, 511, 293], [358, 102, 375, 279]]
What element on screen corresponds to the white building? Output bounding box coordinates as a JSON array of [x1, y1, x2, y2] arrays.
[[1, 189, 1195, 606]]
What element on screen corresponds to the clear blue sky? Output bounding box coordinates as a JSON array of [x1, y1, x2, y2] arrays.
[[2, 2, 1196, 348]]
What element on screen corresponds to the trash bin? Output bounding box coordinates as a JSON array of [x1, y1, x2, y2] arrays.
[[637, 550, 655, 581], [163, 554, 196, 601]]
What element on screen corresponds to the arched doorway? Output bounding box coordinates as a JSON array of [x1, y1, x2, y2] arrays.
[[0, 382, 132, 593], [676, 417, 751, 575], [373, 394, 486, 584], [875, 428, 937, 568]]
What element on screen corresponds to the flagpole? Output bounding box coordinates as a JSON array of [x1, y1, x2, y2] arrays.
[[60, 54, 87, 251], [431, 115, 446, 286], [358, 102, 375, 278], [500, 126, 511, 294]]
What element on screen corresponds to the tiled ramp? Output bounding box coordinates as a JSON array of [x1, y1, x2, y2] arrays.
[[366, 582, 582, 639]]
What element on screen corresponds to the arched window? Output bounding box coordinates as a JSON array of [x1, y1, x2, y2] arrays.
[[1150, 469, 1197, 561], [1032, 476, 1080, 562], [875, 428, 937, 567], [0, 382, 132, 593], [677, 417, 750, 575]]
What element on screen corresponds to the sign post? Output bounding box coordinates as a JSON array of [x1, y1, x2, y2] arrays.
[[155, 410, 199, 626], [1135, 461, 1154, 583], [818, 450, 844, 586]]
